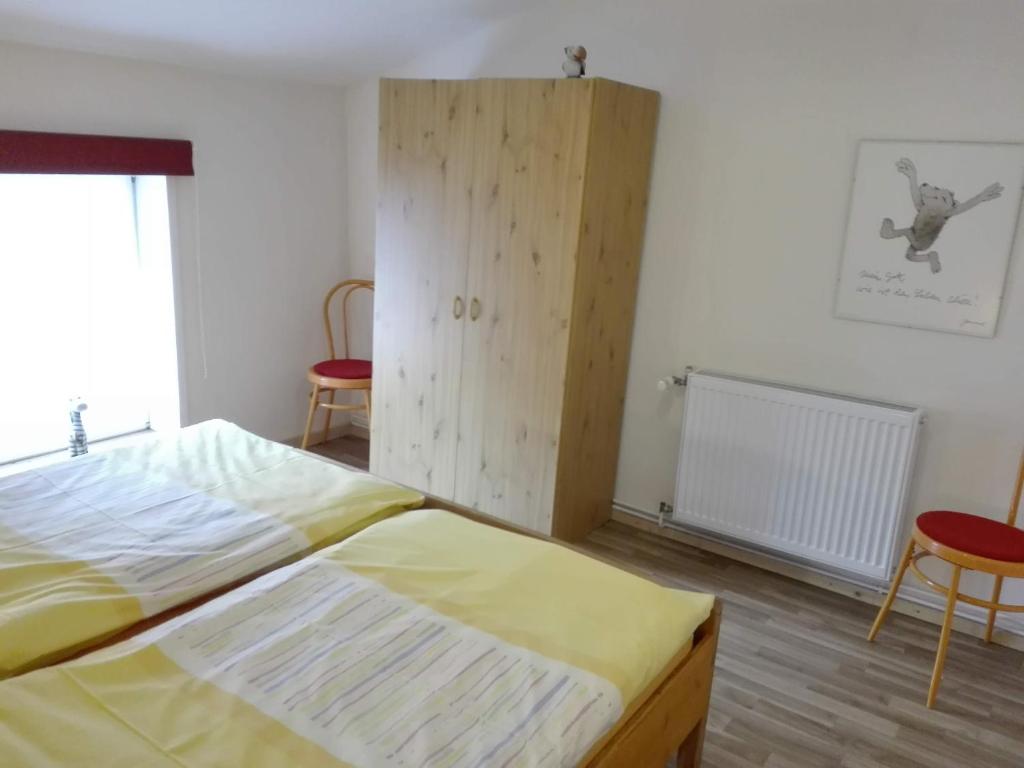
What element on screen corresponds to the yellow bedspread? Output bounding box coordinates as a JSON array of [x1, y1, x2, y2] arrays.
[[0, 509, 713, 767], [0, 419, 422, 678]]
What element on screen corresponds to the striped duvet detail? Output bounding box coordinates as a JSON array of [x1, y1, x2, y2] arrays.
[[157, 559, 623, 767], [0, 465, 308, 616]]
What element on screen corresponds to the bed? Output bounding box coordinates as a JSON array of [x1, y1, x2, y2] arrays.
[[0, 507, 720, 767], [0, 419, 423, 678]]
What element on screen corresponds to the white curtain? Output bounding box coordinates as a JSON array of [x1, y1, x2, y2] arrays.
[[0, 174, 149, 462]]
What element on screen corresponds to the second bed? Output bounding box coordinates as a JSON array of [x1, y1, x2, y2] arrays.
[[1, 507, 717, 767], [0, 419, 421, 677]]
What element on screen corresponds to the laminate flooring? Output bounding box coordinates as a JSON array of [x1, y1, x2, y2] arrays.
[[316, 436, 1024, 768]]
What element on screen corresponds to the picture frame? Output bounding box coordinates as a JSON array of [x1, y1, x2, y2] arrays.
[[835, 139, 1024, 337]]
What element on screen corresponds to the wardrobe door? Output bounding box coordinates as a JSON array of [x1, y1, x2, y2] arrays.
[[452, 80, 593, 532], [371, 80, 476, 497]]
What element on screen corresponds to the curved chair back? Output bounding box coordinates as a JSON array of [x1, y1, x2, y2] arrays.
[[1008, 448, 1024, 527], [323, 279, 374, 360]]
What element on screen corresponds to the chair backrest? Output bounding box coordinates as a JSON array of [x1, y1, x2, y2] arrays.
[[323, 279, 374, 360], [1009, 449, 1024, 528]]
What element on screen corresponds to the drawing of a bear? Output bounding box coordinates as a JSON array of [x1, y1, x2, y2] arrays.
[[880, 157, 1003, 274]]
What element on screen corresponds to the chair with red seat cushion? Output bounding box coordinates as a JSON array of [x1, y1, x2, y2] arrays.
[[312, 358, 373, 381], [916, 510, 1024, 563], [868, 450, 1024, 708], [301, 280, 374, 450]]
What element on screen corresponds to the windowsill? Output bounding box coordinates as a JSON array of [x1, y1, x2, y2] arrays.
[[0, 429, 154, 479]]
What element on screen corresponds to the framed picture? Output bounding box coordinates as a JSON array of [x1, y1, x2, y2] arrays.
[[835, 140, 1024, 337]]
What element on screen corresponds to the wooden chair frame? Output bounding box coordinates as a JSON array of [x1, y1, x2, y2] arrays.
[[868, 450, 1024, 708], [301, 279, 374, 450]]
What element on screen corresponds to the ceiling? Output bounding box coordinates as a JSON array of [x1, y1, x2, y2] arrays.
[[0, 0, 542, 84]]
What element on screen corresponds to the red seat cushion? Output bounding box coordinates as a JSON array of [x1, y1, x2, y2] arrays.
[[312, 358, 372, 380], [917, 510, 1024, 562]]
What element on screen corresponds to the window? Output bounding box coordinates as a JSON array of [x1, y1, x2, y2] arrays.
[[0, 174, 178, 463]]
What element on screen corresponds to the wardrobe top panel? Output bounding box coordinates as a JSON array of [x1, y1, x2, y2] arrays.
[[379, 76, 659, 97]]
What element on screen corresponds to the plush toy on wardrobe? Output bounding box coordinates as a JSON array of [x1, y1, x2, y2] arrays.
[[562, 45, 587, 77]]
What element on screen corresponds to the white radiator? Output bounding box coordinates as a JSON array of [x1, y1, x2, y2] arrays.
[[674, 372, 922, 580]]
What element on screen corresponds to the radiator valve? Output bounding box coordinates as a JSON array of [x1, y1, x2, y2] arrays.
[[657, 501, 673, 526]]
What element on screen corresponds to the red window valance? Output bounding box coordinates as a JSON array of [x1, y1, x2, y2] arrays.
[[0, 130, 194, 176]]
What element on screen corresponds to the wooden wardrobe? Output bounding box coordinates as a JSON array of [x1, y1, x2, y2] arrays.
[[371, 77, 659, 539]]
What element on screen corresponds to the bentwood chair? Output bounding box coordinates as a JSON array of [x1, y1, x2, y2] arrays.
[[301, 280, 374, 450], [868, 449, 1024, 708]]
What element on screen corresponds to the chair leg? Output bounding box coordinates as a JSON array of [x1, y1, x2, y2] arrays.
[[301, 384, 321, 450], [321, 389, 336, 446], [984, 575, 1004, 644], [363, 389, 372, 426], [927, 564, 961, 709], [868, 538, 915, 641]]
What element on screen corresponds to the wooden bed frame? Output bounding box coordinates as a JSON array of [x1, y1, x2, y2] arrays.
[[422, 493, 722, 768], [43, 469, 723, 768], [586, 604, 720, 767]]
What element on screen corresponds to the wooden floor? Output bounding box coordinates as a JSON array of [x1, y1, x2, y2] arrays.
[[314, 436, 1024, 768], [585, 526, 1024, 768], [307, 433, 373, 468]]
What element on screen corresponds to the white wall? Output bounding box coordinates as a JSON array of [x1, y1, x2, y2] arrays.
[[343, 0, 1024, 628], [0, 40, 348, 441], [341, 76, 380, 363]]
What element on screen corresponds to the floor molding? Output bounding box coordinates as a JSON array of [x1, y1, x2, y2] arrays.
[[611, 506, 1024, 652], [281, 422, 352, 449], [345, 420, 370, 440], [583, 519, 1024, 767]]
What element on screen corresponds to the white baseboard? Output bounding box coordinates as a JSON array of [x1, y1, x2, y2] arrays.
[[282, 420, 369, 449], [348, 413, 369, 439], [282, 422, 351, 449], [611, 502, 1024, 651]]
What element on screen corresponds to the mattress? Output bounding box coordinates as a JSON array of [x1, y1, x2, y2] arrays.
[[0, 508, 714, 767], [0, 419, 423, 677]]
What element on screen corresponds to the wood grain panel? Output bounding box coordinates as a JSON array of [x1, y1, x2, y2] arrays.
[[372, 78, 659, 540], [452, 79, 593, 532], [370, 79, 475, 497], [552, 79, 660, 540]]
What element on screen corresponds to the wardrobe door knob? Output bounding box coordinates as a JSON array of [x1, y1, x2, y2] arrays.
[[470, 297, 482, 321], [453, 296, 465, 319]]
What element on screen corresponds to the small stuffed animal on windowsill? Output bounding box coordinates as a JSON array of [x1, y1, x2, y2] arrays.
[[562, 45, 587, 78], [68, 398, 88, 457]]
